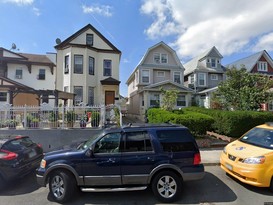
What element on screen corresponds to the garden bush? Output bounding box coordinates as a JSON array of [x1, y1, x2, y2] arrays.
[[147, 108, 214, 136], [184, 107, 273, 138]]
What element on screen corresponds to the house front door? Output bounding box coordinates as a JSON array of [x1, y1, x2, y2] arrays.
[[105, 91, 115, 105]]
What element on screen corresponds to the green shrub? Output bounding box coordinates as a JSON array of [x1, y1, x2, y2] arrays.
[[147, 108, 214, 136], [184, 106, 273, 138]]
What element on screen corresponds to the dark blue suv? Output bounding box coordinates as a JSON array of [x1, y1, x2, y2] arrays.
[[36, 124, 204, 203]]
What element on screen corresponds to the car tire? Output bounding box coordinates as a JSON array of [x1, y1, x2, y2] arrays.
[[49, 170, 77, 203], [270, 177, 273, 192], [151, 171, 182, 203], [0, 175, 6, 190]]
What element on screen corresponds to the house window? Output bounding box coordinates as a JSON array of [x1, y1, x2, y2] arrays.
[[42, 93, 49, 103], [161, 54, 168, 63], [38, 69, 45, 80], [154, 53, 160, 63], [103, 60, 112, 76], [258, 61, 268, 72], [15, 69, 22, 79], [88, 87, 94, 105], [211, 59, 216, 68], [0, 92, 7, 102], [89, 57, 95, 75], [150, 93, 160, 107], [86, 34, 93, 46], [64, 55, 69, 74], [173, 72, 181, 84], [64, 86, 69, 92], [198, 73, 206, 86], [74, 55, 83, 74], [157, 71, 165, 77], [177, 95, 186, 106], [211, 74, 218, 80], [142, 70, 150, 83], [189, 74, 195, 84], [74, 86, 83, 105]]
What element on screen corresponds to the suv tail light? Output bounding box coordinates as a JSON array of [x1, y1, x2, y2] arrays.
[[0, 149, 18, 160], [193, 153, 201, 165]]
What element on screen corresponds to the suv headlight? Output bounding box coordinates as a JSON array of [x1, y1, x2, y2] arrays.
[[242, 156, 265, 164], [40, 159, 46, 168]]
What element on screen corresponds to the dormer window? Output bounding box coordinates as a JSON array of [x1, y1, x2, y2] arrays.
[[154, 53, 168, 64], [86, 34, 93, 46], [211, 59, 216, 68], [154, 53, 160, 63], [258, 61, 268, 72]]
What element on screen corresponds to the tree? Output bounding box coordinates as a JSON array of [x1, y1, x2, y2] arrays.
[[214, 66, 273, 111], [160, 88, 179, 111]]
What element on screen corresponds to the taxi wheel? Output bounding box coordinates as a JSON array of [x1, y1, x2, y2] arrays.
[[270, 177, 273, 192]]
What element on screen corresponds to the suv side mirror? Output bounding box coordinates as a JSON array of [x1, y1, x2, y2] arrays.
[[85, 148, 94, 157]]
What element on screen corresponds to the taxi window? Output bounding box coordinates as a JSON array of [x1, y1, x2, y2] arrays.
[[240, 127, 273, 149]]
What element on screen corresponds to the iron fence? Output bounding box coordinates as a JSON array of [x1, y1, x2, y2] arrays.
[[0, 103, 121, 129]]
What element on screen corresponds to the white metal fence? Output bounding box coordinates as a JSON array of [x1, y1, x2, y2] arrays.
[[0, 103, 121, 129]]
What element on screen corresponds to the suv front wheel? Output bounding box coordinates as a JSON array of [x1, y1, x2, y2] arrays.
[[152, 171, 182, 203], [49, 170, 76, 203]]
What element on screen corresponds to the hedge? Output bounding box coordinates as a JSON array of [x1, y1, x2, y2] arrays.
[[147, 108, 214, 136], [184, 107, 273, 138]]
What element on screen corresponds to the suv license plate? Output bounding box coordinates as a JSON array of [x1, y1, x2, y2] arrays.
[[225, 163, 233, 171]]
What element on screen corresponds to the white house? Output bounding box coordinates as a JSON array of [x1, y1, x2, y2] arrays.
[[0, 47, 56, 106], [54, 24, 121, 106]]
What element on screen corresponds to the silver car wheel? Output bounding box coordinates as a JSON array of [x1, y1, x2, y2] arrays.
[[157, 175, 177, 198], [51, 175, 65, 199]]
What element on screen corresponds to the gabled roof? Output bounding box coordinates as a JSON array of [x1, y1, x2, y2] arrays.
[[184, 46, 223, 76], [137, 41, 183, 67], [19, 53, 55, 64], [0, 76, 36, 92], [0, 47, 28, 60], [100, 77, 120, 85], [225, 50, 273, 72], [140, 80, 193, 93], [54, 24, 121, 54], [126, 41, 183, 84]]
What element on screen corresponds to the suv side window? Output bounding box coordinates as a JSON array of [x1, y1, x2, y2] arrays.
[[156, 129, 196, 152], [94, 133, 121, 153], [121, 131, 153, 152]]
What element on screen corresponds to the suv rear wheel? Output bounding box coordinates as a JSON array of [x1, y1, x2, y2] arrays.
[[152, 171, 182, 203], [49, 170, 76, 203]]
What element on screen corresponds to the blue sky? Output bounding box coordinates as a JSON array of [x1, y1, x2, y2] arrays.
[[1, 0, 273, 97]]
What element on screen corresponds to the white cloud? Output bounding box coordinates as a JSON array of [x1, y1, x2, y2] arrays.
[[33, 7, 40, 16], [82, 4, 113, 17], [140, 0, 273, 59], [1, 0, 34, 6], [252, 32, 273, 52]]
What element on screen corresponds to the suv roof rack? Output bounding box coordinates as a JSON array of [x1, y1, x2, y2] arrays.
[[122, 122, 181, 129]]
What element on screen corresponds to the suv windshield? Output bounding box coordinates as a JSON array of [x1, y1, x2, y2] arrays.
[[240, 127, 273, 149], [78, 131, 103, 150]]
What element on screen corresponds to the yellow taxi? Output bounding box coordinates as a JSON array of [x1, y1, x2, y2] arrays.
[[220, 123, 273, 191]]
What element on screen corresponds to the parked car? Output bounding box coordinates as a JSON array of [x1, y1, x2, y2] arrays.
[[0, 135, 43, 189], [220, 123, 273, 191], [36, 123, 204, 203]]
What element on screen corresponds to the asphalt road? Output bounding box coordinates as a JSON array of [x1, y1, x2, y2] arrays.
[[0, 166, 272, 205]]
